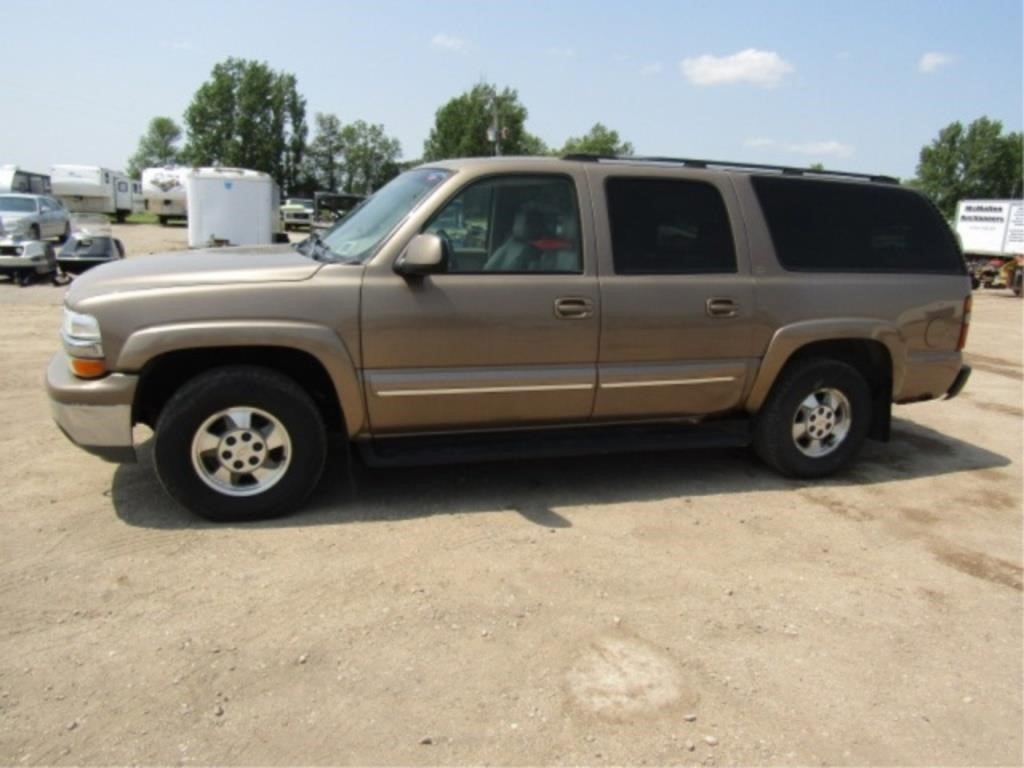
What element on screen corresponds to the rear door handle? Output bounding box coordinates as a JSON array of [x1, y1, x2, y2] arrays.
[[706, 297, 739, 318], [554, 297, 594, 319]]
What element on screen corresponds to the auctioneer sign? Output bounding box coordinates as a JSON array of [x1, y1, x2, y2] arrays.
[[955, 199, 1024, 255]]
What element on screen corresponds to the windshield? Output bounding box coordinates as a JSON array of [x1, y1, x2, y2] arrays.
[[0, 197, 36, 213], [319, 168, 451, 263]]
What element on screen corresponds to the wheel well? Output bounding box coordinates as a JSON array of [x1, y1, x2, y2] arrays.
[[785, 339, 893, 441], [133, 347, 345, 433]]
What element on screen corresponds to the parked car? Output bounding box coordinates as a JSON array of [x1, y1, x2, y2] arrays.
[[0, 193, 71, 242], [0, 236, 57, 285], [280, 197, 314, 230], [47, 155, 971, 523], [57, 232, 125, 276]]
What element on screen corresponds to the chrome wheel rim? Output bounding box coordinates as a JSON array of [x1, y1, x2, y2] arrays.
[[190, 407, 292, 497], [791, 388, 852, 458]]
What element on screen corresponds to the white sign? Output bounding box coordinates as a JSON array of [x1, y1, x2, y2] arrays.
[[955, 199, 1024, 255]]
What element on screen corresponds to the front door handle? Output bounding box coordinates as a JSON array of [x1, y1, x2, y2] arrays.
[[554, 297, 594, 319], [706, 297, 739, 318]]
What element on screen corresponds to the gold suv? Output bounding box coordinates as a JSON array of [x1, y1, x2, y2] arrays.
[[47, 156, 972, 521]]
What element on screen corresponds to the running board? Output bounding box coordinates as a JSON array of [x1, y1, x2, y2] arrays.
[[356, 420, 751, 468]]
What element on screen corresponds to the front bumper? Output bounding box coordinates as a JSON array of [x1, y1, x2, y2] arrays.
[[46, 353, 138, 463], [0, 255, 52, 275]]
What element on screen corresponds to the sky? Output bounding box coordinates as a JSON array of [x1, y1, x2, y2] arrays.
[[3, 0, 1021, 180]]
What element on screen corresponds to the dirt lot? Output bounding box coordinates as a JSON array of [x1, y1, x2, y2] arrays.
[[0, 223, 1021, 766]]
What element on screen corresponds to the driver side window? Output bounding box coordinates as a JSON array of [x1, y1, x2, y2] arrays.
[[424, 175, 582, 274]]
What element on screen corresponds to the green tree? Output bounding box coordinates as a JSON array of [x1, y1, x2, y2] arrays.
[[808, 162, 826, 171], [337, 120, 402, 194], [126, 117, 182, 178], [560, 123, 634, 156], [305, 113, 346, 191], [182, 58, 308, 193], [915, 117, 1023, 218], [423, 83, 545, 160]]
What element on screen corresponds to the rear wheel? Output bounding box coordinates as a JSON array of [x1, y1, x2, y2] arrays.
[[753, 358, 872, 478], [57, 221, 71, 243], [158, 216, 169, 227], [153, 366, 327, 522]]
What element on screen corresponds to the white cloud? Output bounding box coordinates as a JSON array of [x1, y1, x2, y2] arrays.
[[548, 47, 577, 58], [680, 48, 794, 87], [641, 63, 663, 76], [431, 33, 469, 53], [744, 137, 776, 148], [918, 52, 955, 74], [785, 141, 855, 158]]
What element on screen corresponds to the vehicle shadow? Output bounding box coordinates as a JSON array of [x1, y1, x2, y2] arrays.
[[111, 417, 1012, 531]]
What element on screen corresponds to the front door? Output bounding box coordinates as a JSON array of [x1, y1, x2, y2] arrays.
[[361, 173, 599, 434]]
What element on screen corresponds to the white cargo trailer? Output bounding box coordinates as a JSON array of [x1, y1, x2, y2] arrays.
[[955, 199, 1024, 293], [141, 166, 189, 225], [186, 168, 278, 248], [50, 165, 136, 222], [954, 199, 1024, 256], [0, 165, 51, 194]]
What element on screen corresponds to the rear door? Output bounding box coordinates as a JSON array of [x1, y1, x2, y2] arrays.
[[587, 168, 760, 419]]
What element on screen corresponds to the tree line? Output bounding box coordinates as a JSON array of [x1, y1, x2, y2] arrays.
[[128, 57, 1021, 214], [127, 58, 634, 195]]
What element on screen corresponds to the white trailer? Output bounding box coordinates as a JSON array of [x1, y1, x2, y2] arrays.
[[954, 199, 1024, 256], [50, 165, 136, 222], [0, 165, 51, 194], [186, 168, 279, 248], [955, 199, 1024, 293], [141, 166, 189, 225]]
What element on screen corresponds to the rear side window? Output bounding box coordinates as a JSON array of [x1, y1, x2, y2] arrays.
[[752, 177, 964, 274], [606, 178, 736, 274]]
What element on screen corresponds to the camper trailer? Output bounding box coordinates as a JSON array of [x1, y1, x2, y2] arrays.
[[0, 165, 51, 195], [50, 165, 136, 222], [186, 168, 279, 247], [141, 166, 189, 225]]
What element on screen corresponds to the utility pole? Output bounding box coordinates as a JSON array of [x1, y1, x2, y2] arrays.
[[486, 88, 501, 156]]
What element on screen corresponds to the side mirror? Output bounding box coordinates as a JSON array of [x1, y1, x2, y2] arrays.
[[394, 233, 446, 276]]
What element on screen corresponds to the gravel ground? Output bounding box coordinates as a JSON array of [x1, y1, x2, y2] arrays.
[[0, 224, 1020, 766]]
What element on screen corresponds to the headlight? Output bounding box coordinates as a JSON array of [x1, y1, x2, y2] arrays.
[[61, 307, 105, 371]]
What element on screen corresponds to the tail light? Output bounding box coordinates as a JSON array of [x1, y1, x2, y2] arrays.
[[957, 295, 972, 351]]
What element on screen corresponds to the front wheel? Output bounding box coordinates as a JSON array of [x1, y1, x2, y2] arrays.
[[153, 366, 327, 522], [753, 358, 872, 478]]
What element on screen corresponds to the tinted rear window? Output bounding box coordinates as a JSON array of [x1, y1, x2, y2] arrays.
[[752, 177, 964, 274], [606, 178, 736, 274]]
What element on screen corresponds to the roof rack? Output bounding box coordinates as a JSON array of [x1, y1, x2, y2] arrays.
[[561, 154, 898, 184]]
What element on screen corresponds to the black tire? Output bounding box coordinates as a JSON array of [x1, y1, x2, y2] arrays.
[[114, 210, 127, 223], [57, 222, 70, 244], [753, 358, 872, 478], [28, 225, 40, 241], [158, 216, 169, 227], [153, 366, 327, 522]]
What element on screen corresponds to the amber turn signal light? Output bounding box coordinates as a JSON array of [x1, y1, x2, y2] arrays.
[[69, 358, 107, 378]]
